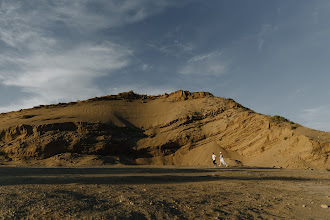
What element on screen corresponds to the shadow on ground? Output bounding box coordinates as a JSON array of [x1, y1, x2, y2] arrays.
[[0, 166, 328, 186]]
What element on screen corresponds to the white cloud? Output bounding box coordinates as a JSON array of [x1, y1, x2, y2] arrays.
[[0, 0, 191, 112], [140, 64, 152, 71], [179, 50, 229, 76], [0, 42, 133, 108], [187, 50, 222, 63], [258, 39, 264, 52], [158, 41, 194, 56], [0, 0, 185, 37], [257, 24, 278, 52], [0, 0, 187, 49]]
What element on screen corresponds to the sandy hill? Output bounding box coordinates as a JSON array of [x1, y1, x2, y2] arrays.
[[0, 90, 329, 169]]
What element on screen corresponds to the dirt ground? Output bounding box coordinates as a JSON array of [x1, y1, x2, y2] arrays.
[[0, 165, 329, 219]]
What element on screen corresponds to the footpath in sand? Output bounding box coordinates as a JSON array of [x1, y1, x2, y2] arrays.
[[0, 166, 329, 219]]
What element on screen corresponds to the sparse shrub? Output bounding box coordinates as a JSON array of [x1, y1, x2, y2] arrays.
[[271, 115, 289, 123], [193, 111, 202, 116], [227, 98, 251, 111], [291, 125, 297, 130], [284, 137, 288, 140], [21, 115, 35, 119], [270, 115, 295, 124], [261, 146, 265, 152], [0, 150, 6, 156], [32, 105, 45, 109], [191, 111, 203, 120]]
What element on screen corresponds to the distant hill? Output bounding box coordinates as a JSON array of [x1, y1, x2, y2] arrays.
[[0, 90, 329, 169]]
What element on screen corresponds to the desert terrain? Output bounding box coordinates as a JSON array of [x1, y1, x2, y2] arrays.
[[0, 165, 329, 219], [0, 90, 329, 219]]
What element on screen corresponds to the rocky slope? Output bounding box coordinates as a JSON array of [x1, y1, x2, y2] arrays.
[[0, 90, 329, 169]]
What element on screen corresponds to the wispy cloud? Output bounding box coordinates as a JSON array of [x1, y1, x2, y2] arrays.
[[1, 43, 132, 100], [0, 0, 134, 108], [148, 36, 194, 57], [179, 50, 229, 76], [146, 25, 194, 57], [0, 0, 191, 112], [157, 40, 194, 56], [140, 64, 152, 71], [187, 50, 222, 63], [257, 24, 278, 52]]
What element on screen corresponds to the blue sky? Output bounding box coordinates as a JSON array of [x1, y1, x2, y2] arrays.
[[1, 0, 330, 131]]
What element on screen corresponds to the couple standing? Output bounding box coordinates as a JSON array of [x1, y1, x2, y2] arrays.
[[212, 152, 228, 167]]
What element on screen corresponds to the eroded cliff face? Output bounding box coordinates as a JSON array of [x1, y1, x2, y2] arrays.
[[0, 90, 329, 169], [0, 122, 145, 159]]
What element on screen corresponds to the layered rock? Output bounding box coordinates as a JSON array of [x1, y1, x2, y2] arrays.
[[0, 90, 329, 169]]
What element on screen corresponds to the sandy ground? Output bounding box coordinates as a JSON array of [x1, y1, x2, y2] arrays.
[[0, 165, 329, 219]]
